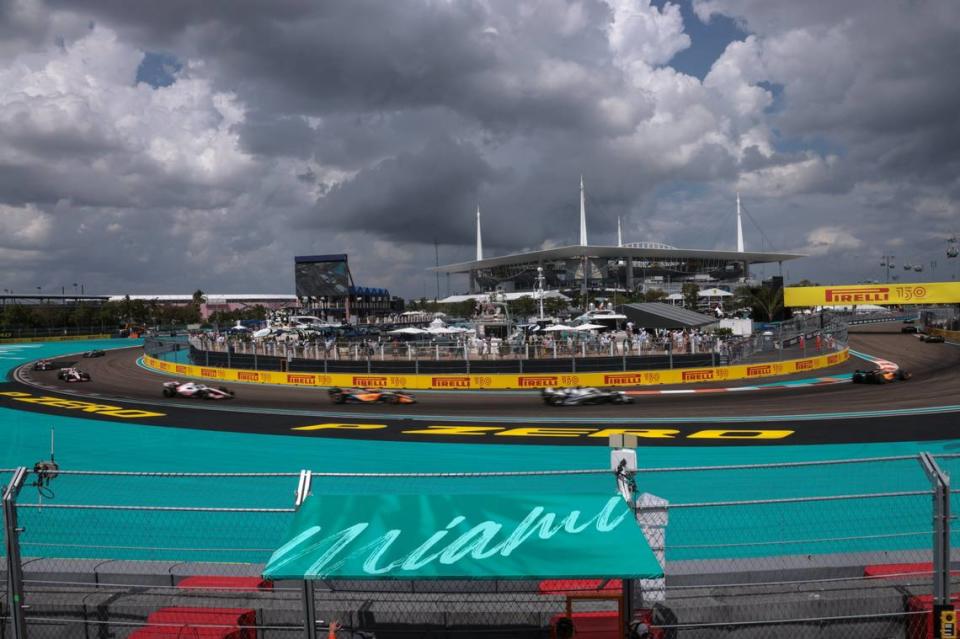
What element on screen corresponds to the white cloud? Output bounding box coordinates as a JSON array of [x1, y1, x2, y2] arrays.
[[801, 226, 862, 257], [606, 0, 691, 67], [0, 204, 52, 248]]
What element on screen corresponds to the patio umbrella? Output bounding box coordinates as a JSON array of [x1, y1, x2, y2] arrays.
[[572, 323, 606, 331], [388, 327, 429, 335]]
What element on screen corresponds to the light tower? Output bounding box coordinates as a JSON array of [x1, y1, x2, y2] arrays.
[[476, 204, 483, 261], [736, 192, 745, 253], [579, 176, 588, 246]]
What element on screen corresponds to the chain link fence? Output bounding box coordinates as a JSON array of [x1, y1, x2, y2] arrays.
[[2, 454, 952, 638]]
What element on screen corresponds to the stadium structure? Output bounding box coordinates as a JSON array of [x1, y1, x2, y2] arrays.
[[294, 254, 404, 320], [433, 180, 803, 299]]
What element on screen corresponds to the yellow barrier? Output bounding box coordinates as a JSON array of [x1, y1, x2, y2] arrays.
[[143, 348, 849, 390], [0, 333, 113, 344], [785, 281, 960, 307]]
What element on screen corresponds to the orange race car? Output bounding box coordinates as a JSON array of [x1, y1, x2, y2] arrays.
[[851, 368, 911, 384], [328, 387, 416, 404]]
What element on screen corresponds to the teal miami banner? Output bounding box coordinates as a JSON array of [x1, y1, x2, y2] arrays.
[[263, 493, 662, 580]]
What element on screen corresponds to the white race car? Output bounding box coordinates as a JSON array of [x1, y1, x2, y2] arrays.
[[541, 386, 634, 406], [58, 367, 91, 383], [162, 381, 235, 399]]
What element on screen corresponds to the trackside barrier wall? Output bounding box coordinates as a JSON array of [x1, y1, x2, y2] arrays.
[[1, 455, 955, 638], [142, 348, 849, 390]]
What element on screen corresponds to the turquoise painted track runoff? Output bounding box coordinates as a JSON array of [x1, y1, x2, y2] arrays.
[[0, 336, 958, 566]]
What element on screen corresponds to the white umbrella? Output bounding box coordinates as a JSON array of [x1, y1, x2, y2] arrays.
[[543, 324, 573, 332], [388, 327, 429, 335], [573, 323, 606, 331], [427, 326, 461, 334]]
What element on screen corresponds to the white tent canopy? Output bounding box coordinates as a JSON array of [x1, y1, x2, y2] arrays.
[[542, 324, 574, 332], [388, 327, 429, 335], [698, 288, 733, 297], [572, 323, 606, 331]]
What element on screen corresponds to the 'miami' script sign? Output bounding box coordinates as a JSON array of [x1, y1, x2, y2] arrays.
[[263, 493, 662, 580]]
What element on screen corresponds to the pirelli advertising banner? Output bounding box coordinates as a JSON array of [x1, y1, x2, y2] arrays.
[[784, 282, 960, 307], [145, 348, 848, 390]]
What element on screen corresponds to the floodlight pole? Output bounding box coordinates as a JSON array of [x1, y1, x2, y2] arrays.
[[3, 467, 30, 639]]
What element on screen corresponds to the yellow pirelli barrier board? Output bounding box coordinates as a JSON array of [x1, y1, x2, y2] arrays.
[[0, 333, 113, 344], [144, 348, 849, 390], [785, 281, 960, 307]]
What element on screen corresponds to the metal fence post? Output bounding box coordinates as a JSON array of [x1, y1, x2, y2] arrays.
[[3, 467, 30, 639], [302, 580, 318, 639], [920, 453, 951, 609]]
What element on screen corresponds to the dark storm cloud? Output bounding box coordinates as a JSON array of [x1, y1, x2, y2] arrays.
[[309, 135, 496, 244], [1, 0, 959, 296]]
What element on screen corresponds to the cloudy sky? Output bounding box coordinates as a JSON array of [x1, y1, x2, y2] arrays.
[[1, 0, 958, 298]]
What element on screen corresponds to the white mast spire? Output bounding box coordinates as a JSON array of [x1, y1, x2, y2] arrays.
[[617, 216, 623, 248], [476, 204, 483, 261], [736, 191, 745, 253], [579, 175, 588, 246]]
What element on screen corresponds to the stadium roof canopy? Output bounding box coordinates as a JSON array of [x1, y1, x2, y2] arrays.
[[437, 291, 571, 304], [107, 294, 298, 302], [432, 244, 804, 274], [617, 302, 718, 329]]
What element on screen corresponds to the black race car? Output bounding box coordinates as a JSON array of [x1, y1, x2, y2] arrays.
[[328, 387, 416, 404], [33, 360, 55, 371], [921, 334, 945, 343], [851, 368, 911, 384], [82, 350, 106, 358], [900, 326, 919, 334], [57, 367, 91, 382], [542, 387, 634, 406]]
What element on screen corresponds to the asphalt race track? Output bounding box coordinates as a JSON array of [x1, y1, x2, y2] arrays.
[[4, 329, 959, 446]]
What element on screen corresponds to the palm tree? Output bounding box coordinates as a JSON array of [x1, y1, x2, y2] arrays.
[[736, 286, 784, 322]]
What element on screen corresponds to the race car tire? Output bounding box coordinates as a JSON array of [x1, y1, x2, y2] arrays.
[[897, 370, 912, 381], [162, 387, 175, 397], [197, 390, 209, 399], [386, 395, 400, 404]]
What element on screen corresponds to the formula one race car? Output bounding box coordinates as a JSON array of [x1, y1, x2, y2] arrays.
[[57, 367, 91, 382], [162, 381, 235, 399], [328, 387, 416, 405], [541, 387, 634, 406], [33, 360, 55, 371], [920, 334, 945, 343], [900, 326, 919, 334], [851, 368, 911, 384], [82, 349, 106, 358]]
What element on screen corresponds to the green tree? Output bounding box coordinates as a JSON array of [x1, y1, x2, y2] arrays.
[[643, 288, 668, 303], [508, 295, 537, 319], [735, 286, 784, 322], [543, 296, 569, 318], [682, 282, 700, 310]]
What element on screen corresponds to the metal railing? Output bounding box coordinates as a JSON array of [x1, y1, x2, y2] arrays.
[[1, 453, 953, 638], [147, 315, 848, 375]]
